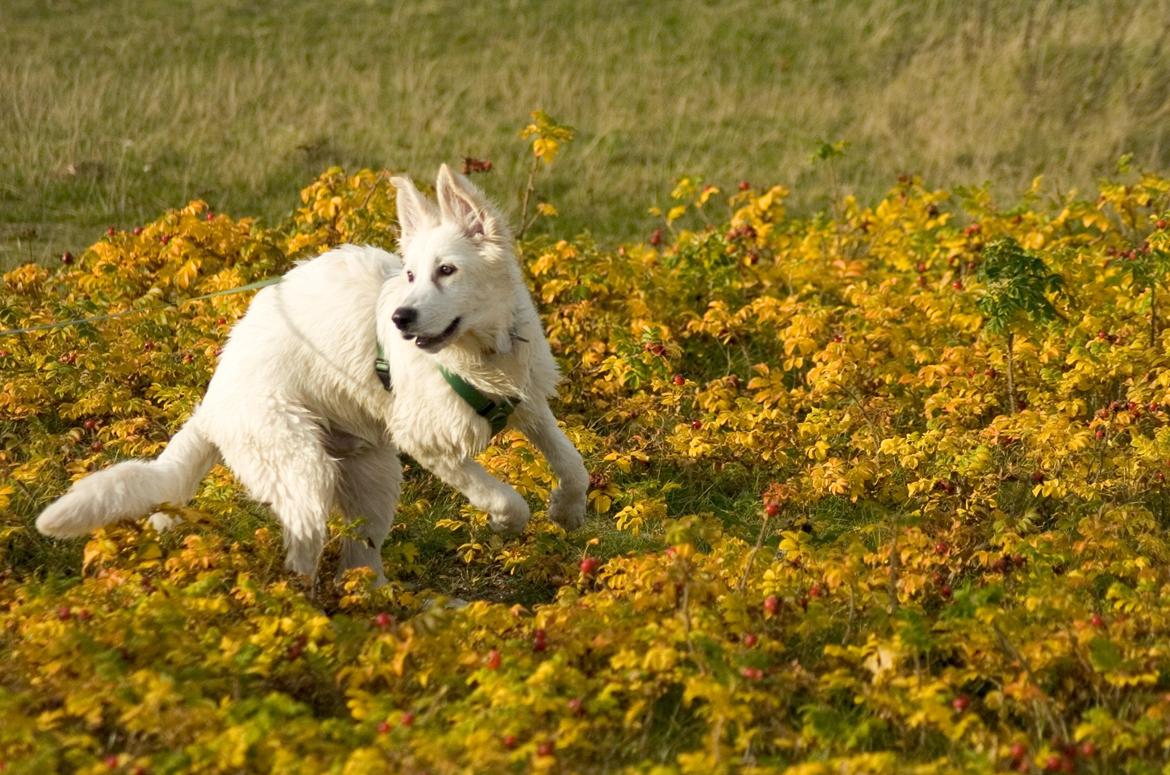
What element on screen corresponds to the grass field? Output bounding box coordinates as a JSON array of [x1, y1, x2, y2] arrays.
[[7, 3, 1170, 771], [3, 0, 1169, 269]]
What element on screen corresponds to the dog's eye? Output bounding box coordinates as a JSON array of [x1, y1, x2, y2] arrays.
[[406, 270, 415, 283], [437, 264, 457, 277]]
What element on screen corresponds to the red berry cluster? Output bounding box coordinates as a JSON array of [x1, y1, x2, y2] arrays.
[[724, 223, 757, 243]]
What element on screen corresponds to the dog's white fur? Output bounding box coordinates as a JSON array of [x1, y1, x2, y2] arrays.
[[36, 165, 589, 584]]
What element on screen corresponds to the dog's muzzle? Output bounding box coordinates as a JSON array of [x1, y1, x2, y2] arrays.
[[412, 317, 461, 351]]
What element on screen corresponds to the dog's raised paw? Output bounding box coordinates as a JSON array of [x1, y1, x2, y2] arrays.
[[548, 487, 587, 531]]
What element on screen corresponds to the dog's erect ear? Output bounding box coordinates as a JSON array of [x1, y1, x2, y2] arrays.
[[435, 163, 503, 244], [391, 175, 438, 247]]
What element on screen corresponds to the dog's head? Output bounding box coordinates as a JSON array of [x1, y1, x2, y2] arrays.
[[389, 165, 519, 354]]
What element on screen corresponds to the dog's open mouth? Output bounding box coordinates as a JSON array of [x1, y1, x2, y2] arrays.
[[410, 317, 461, 352]]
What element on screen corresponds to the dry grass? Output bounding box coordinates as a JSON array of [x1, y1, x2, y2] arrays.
[[2, 0, 1168, 268]]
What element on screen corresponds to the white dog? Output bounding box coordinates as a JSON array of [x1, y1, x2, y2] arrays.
[[36, 165, 589, 584]]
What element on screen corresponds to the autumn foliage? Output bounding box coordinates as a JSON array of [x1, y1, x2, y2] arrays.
[[3, 165, 1170, 773]]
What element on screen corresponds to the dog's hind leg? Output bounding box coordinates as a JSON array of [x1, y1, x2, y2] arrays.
[[334, 441, 401, 587], [213, 403, 336, 579]]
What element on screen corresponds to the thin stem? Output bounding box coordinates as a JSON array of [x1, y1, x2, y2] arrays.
[[1151, 282, 1158, 348], [1007, 332, 1017, 414], [517, 155, 539, 241]]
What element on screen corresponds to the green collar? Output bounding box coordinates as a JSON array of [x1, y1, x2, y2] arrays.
[[375, 341, 519, 436], [439, 366, 519, 436]]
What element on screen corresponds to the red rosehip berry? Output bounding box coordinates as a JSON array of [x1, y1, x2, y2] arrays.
[[738, 180, 751, 191], [1080, 741, 1096, 757], [739, 666, 763, 681], [486, 649, 501, 670], [690, 419, 702, 430], [107, 226, 116, 237], [399, 712, 414, 727], [1009, 742, 1027, 761], [1156, 219, 1168, 230], [649, 228, 663, 247], [377, 720, 391, 734], [742, 632, 758, 648], [951, 279, 963, 290], [672, 374, 685, 386], [763, 594, 780, 615], [104, 755, 119, 768], [1043, 754, 1063, 772], [533, 628, 548, 652], [808, 583, 823, 598], [57, 606, 72, 621], [764, 502, 780, 517], [951, 695, 970, 712], [502, 734, 518, 749], [84, 419, 99, 431], [939, 584, 953, 599], [373, 612, 393, 630], [133, 226, 143, 236], [536, 740, 555, 757], [567, 697, 584, 715], [90, 441, 103, 453], [934, 541, 949, 555], [206, 212, 215, 221], [61, 251, 74, 264], [1090, 613, 1105, 628], [579, 556, 599, 576]]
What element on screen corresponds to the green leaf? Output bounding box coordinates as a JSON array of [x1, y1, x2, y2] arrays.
[[1088, 637, 1123, 672]]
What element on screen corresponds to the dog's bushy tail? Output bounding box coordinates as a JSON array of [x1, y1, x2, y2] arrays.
[[36, 418, 218, 538]]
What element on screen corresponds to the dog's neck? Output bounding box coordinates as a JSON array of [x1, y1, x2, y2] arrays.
[[436, 314, 531, 400]]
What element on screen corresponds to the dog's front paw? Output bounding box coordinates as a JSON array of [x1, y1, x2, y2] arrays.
[[488, 490, 531, 535], [548, 487, 587, 531]]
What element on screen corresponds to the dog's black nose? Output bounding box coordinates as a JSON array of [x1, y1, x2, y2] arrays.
[[391, 307, 417, 331]]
